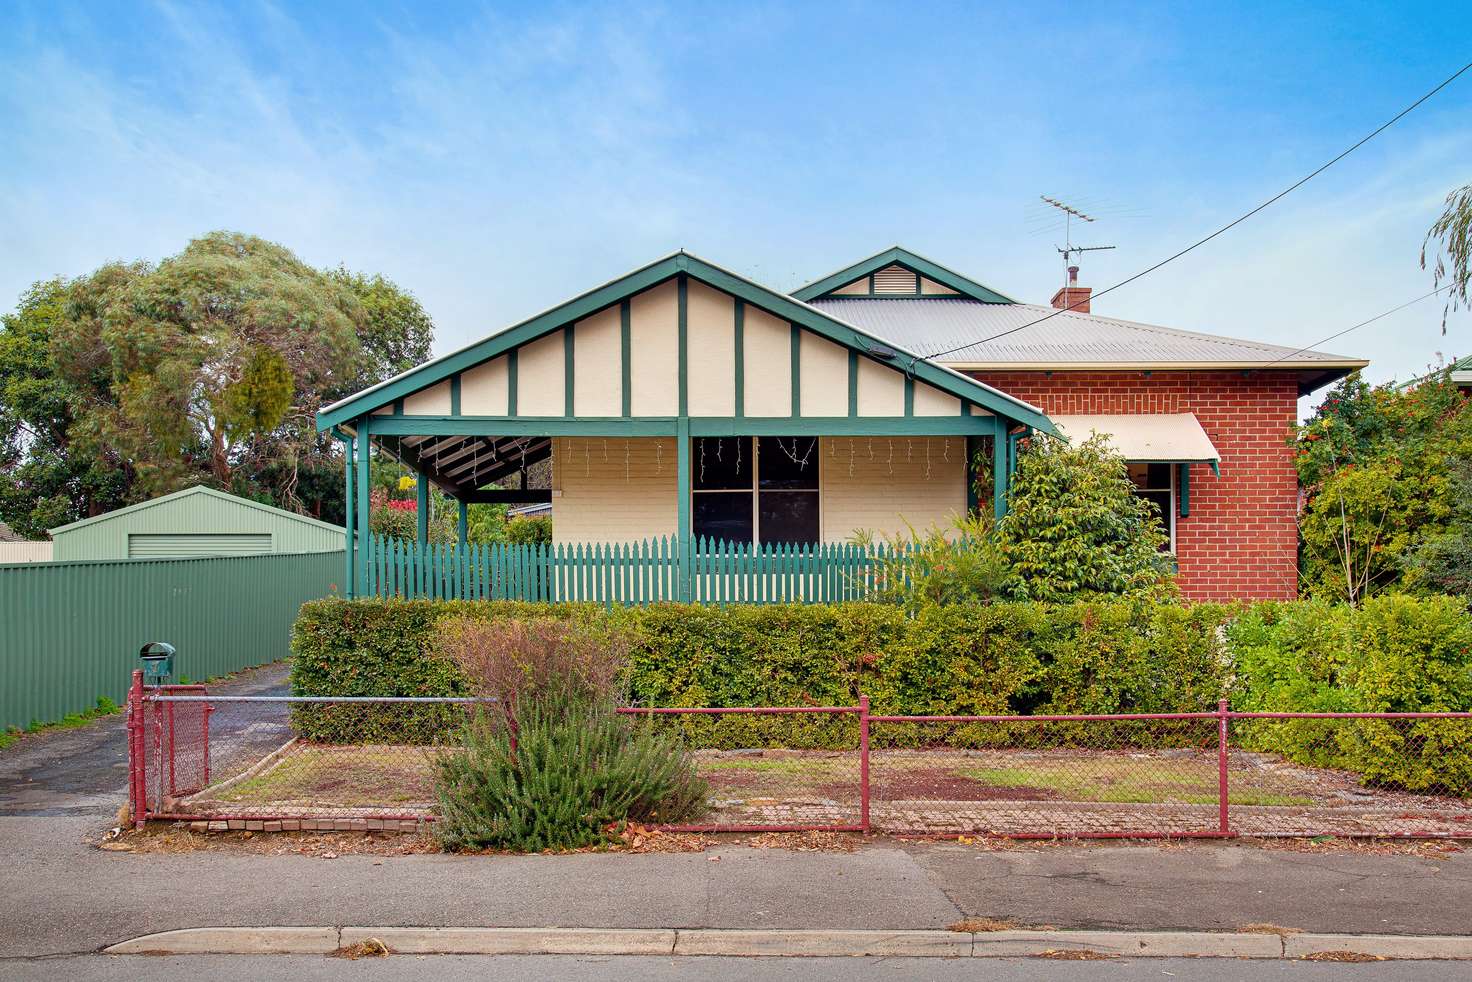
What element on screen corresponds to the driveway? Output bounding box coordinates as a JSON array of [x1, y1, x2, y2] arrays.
[[0, 661, 290, 818]]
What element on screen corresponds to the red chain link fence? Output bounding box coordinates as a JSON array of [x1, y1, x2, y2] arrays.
[[127, 673, 1472, 838]]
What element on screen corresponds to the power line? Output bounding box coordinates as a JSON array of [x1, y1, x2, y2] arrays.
[[919, 59, 1472, 366], [1263, 285, 1451, 369]]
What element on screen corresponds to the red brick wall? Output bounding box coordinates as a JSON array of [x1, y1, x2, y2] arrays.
[[970, 370, 1301, 602]]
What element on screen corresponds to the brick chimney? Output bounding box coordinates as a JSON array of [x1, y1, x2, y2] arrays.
[[1050, 265, 1091, 313]]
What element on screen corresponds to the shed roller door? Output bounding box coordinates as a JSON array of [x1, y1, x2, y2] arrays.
[[127, 533, 273, 558]]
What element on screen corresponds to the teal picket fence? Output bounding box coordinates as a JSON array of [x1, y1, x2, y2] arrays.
[[366, 536, 897, 605], [0, 550, 343, 731]]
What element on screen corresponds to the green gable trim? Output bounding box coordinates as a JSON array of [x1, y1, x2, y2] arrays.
[[367, 414, 1002, 439], [317, 251, 1053, 435], [507, 349, 519, 416], [790, 323, 801, 417], [564, 322, 575, 416], [792, 246, 1016, 304], [847, 350, 858, 417], [733, 300, 745, 417], [677, 274, 689, 417], [620, 300, 632, 417]]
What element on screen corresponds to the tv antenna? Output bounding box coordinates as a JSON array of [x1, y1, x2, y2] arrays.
[[1040, 195, 1115, 286]]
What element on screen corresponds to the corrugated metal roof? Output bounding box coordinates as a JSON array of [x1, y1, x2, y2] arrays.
[[807, 297, 1366, 369]]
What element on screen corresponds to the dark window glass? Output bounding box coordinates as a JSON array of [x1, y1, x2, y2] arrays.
[[1128, 463, 1173, 490], [758, 437, 820, 489], [758, 491, 820, 545], [694, 492, 754, 544], [1136, 489, 1174, 550], [693, 437, 752, 491]]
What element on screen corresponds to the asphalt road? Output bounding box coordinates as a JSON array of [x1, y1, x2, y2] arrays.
[[3, 955, 1467, 982], [0, 662, 290, 818]]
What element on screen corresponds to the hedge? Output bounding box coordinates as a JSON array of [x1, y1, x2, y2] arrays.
[[290, 595, 1472, 793]]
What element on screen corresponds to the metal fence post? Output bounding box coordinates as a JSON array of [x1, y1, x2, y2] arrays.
[[1217, 698, 1230, 835], [126, 670, 145, 829], [859, 695, 871, 833]]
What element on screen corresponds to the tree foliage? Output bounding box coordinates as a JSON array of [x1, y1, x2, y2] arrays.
[[1423, 183, 1472, 330], [1295, 370, 1472, 602], [0, 279, 129, 536], [0, 231, 435, 534]]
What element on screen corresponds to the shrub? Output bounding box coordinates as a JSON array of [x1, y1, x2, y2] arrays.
[[439, 615, 628, 710], [856, 515, 1010, 612], [1337, 593, 1472, 794], [505, 515, 552, 545], [996, 434, 1174, 601], [433, 690, 708, 852]]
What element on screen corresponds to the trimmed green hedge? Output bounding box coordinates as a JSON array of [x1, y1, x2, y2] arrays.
[[1227, 594, 1472, 793], [290, 595, 1472, 793], [290, 598, 1235, 745]]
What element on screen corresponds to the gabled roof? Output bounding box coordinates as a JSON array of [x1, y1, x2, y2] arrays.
[[792, 246, 1016, 304], [807, 297, 1368, 394], [48, 485, 345, 536], [317, 250, 1055, 434]]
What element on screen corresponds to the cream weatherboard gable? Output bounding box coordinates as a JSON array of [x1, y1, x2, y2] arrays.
[[318, 251, 1055, 599]]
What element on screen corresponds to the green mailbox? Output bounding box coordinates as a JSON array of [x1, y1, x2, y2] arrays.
[[139, 641, 175, 685]]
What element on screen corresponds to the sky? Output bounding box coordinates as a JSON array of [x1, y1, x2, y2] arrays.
[[3, 1, 1471, 416]]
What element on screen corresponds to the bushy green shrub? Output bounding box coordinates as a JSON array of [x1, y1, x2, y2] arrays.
[[856, 515, 1011, 611], [997, 434, 1175, 601], [433, 691, 708, 852]]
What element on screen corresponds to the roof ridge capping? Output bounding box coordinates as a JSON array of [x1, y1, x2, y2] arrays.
[[791, 246, 1016, 304]]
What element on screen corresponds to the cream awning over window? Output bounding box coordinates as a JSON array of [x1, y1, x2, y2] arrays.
[[1049, 414, 1221, 465]]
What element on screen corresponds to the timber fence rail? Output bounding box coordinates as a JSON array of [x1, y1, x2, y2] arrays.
[[128, 679, 1472, 839]]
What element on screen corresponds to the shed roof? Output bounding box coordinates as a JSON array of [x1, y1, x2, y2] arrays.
[[48, 485, 344, 536]]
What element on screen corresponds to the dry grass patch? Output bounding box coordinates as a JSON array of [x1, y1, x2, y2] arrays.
[[1035, 948, 1114, 960], [1239, 923, 1302, 938], [1302, 951, 1387, 962], [948, 917, 1017, 933], [330, 938, 390, 959]]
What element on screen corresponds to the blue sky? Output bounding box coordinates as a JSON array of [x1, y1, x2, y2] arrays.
[[3, 1, 1470, 412]]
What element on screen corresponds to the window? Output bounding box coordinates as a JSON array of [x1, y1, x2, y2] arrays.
[[1127, 462, 1174, 550], [691, 437, 820, 545]]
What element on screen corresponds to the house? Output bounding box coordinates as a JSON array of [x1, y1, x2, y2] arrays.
[[794, 248, 1366, 600], [318, 248, 1365, 603], [48, 485, 345, 560]]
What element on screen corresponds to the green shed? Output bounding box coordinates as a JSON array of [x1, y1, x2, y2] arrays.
[[48, 485, 345, 561]]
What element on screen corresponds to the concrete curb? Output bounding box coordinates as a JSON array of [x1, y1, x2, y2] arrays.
[[103, 926, 1472, 960]]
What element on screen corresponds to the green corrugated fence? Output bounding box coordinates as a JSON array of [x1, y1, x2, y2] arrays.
[[367, 535, 899, 604], [0, 551, 343, 731]]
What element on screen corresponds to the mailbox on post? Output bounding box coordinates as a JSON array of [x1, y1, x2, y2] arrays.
[[139, 641, 175, 685]]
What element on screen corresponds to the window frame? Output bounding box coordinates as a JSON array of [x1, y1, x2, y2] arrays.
[[689, 436, 822, 546], [1127, 461, 1176, 553]]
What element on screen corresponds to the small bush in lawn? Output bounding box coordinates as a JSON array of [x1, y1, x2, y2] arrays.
[[431, 618, 708, 851], [433, 692, 708, 851]]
